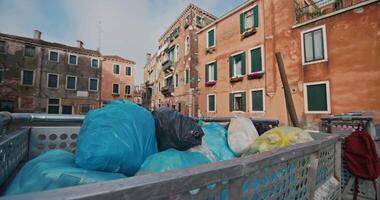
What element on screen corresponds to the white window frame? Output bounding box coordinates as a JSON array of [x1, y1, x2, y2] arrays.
[[112, 83, 120, 95], [125, 85, 132, 95], [248, 45, 265, 73], [206, 60, 216, 82], [301, 25, 328, 65], [88, 78, 99, 92], [47, 73, 59, 89], [91, 58, 100, 68], [206, 27, 216, 49], [113, 64, 120, 75], [174, 44, 180, 62], [68, 53, 78, 65], [48, 50, 60, 62], [20, 70, 34, 86], [250, 88, 265, 113], [231, 90, 246, 113], [231, 51, 245, 78], [125, 66, 132, 76], [65, 75, 77, 91], [185, 36, 190, 55], [207, 94, 216, 113], [303, 80, 331, 114], [174, 73, 179, 88], [184, 69, 190, 85], [47, 98, 61, 114]]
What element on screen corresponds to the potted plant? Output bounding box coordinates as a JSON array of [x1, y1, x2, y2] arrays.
[[205, 80, 216, 87], [247, 72, 264, 80]]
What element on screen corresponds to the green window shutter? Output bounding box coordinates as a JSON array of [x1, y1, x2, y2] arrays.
[[229, 93, 234, 112], [208, 95, 215, 111], [208, 30, 215, 47], [251, 48, 262, 72], [214, 62, 217, 81], [241, 52, 246, 75], [252, 90, 264, 111], [205, 64, 209, 83], [253, 6, 259, 28], [229, 56, 234, 78], [240, 13, 245, 34], [307, 84, 328, 111], [241, 92, 246, 112]]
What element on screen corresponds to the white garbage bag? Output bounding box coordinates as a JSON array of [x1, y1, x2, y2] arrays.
[[227, 115, 259, 156]]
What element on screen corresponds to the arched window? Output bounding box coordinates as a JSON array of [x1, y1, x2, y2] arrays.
[[185, 36, 190, 55], [174, 44, 180, 62]]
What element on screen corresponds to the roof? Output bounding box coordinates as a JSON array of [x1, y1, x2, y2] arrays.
[[197, 0, 256, 34], [102, 55, 136, 65], [0, 32, 101, 57], [158, 3, 217, 41]]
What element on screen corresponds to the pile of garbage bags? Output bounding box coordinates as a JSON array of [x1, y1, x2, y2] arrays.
[[5, 100, 315, 196]]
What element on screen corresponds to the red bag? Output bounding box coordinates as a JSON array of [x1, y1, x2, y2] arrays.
[[344, 129, 380, 199]]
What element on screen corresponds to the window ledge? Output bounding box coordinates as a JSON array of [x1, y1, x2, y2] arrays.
[[230, 76, 244, 83], [251, 111, 265, 114], [305, 111, 331, 114], [232, 111, 245, 113], [302, 59, 328, 66], [247, 72, 264, 80], [112, 94, 120, 96], [205, 81, 216, 87], [206, 47, 215, 54], [241, 27, 257, 39]]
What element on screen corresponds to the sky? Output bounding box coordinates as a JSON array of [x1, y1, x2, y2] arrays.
[[0, 0, 245, 84]]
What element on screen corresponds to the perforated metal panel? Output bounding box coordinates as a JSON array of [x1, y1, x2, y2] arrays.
[[29, 127, 80, 159], [0, 128, 29, 186]]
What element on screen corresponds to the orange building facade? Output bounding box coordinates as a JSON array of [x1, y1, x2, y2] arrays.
[[101, 55, 136, 104], [197, 0, 379, 127]]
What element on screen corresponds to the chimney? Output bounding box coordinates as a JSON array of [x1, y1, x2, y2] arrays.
[[33, 30, 41, 40], [146, 53, 152, 63], [76, 40, 84, 48]]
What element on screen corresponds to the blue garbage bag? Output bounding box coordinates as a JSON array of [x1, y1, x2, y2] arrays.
[[136, 149, 210, 175], [75, 100, 157, 176], [202, 123, 236, 161], [5, 150, 126, 196]]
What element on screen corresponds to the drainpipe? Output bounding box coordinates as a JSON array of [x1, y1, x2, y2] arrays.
[[37, 47, 45, 113]]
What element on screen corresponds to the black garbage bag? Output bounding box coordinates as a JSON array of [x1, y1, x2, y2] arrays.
[[153, 107, 204, 151]]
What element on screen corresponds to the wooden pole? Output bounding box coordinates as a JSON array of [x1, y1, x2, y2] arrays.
[[275, 52, 300, 128]]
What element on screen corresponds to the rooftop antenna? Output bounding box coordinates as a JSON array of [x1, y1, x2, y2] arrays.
[[97, 20, 103, 52]]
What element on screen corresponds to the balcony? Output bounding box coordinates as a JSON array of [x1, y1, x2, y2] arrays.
[[161, 85, 174, 97], [294, 0, 371, 24]]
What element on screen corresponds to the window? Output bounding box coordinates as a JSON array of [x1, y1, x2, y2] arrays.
[[301, 25, 327, 64], [205, 61, 217, 82], [250, 89, 265, 112], [113, 64, 120, 75], [230, 92, 246, 112], [240, 6, 259, 34], [196, 15, 204, 27], [166, 47, 175, 62], [68, 54, 78, 65], [0, 100, 14, 112], [24, 45, 35, 57], [174, 45, 180, 62], [49, 50, 59, 62], [185, 36, 190, 55], [91, 58, 99, 68], [21, 70, 34, 86], [207, 94, 216, 112], [0, 65, 4, 83], [304, 81, 330, 113], [62, 105, 73, 114], [207, 28, 215, 48], [88, 78, 98, 92], [112, 83, 120, 95], [126, 66, 132, 76], [249, 46, 264, 73], [0, 41, 5, 53], [125, 85, 131, 95], [66, 75, 77, 90], [175, 73, 179, 87], [177, 102, 182, 113], [80, 104, 91, 114], [184, 69, 190, 84], [47, 98, 60, 114], [229, 52, 246, 78], [47, 73, 59, 89]]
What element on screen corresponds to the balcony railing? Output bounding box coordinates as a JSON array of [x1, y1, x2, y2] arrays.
[[295, 0, 370, 24], [160, 85, 174, 97], [162, 58, 173, 72]]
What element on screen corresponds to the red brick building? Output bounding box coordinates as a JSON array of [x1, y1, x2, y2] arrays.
[[197, 0, 379, 127], [101, 55, 136, 104]]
